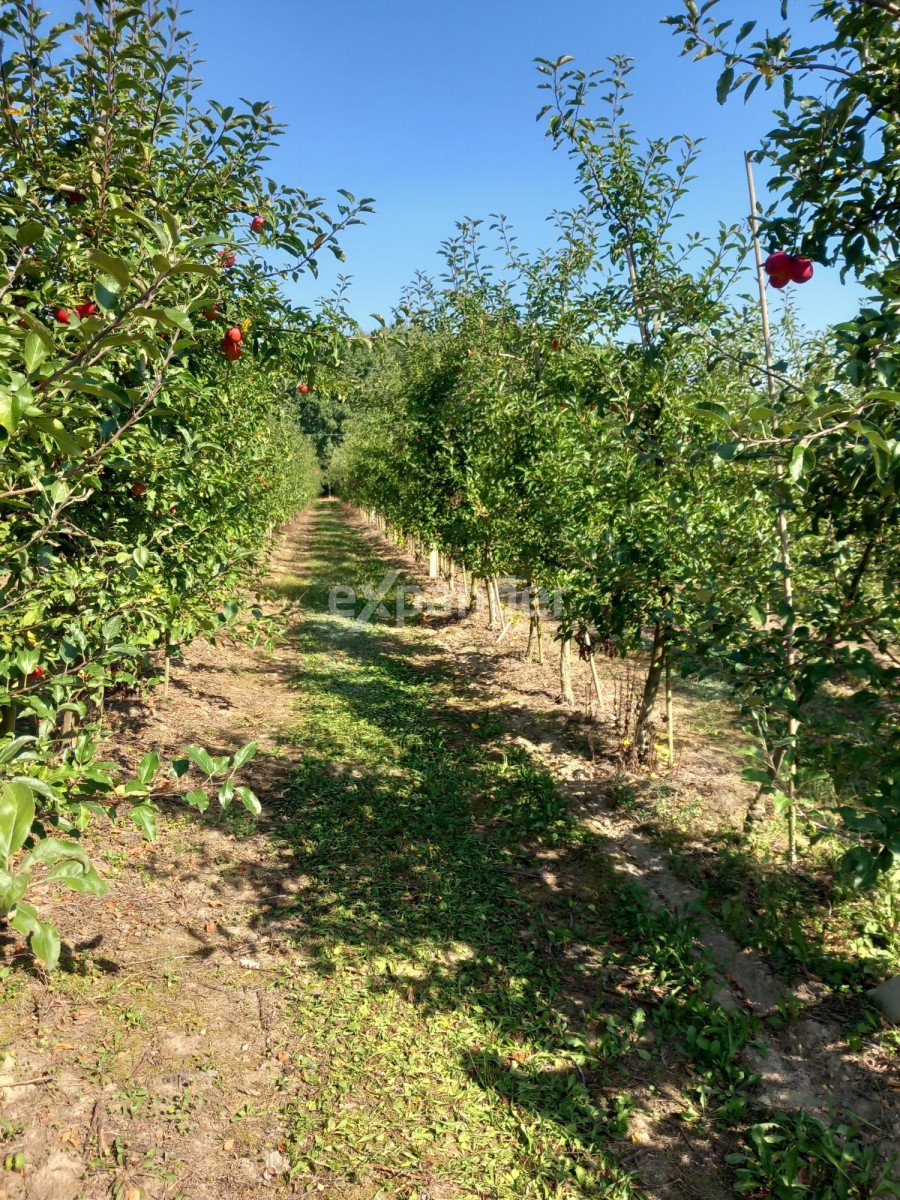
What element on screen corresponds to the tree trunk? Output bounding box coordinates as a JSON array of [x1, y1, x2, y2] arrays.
[[665, 645, 674, 767], [634, 623, 666, 760], [487, 578, 498, 628], [559, 638, 575, 706]]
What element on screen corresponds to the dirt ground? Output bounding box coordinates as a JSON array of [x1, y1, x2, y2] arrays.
[[0, 502, 896, 1200]]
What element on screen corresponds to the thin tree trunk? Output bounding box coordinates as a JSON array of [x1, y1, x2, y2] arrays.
[[634, 623, 666, 760], [487, 578, 498, 629], [524, 583, 535, 660], [665, 644, 674, 767], [559, 638, 575, 705], [583, 631, 604, 716], [1, 704, 16, 736]]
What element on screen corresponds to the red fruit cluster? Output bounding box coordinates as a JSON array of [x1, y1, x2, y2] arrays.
[[54, 300, 98, 322], [250, 214, 266, 234], [764, 251, 814, 290], [220, 326, 243, 361], [219, 249, 237, 269]]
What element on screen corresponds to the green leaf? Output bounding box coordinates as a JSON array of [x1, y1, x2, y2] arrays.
[[788, 444, 809, 482], [0, 868, 28, 916], [137, 751, 160, 785], [236, 786, 261, 816], [10, 902, 60, 970], [716, 66, 734, 104], [22, 836, 89, 869], [168, 261, 219, 278], [231, 741, 258, 770], [30, 920, 61, 970], [0, 781, 36, 863], [17, 218, 44, 247], [45, 860, 108, 896], [0, 390, 25, 435], [185, 745, 216, 775], [184, 788, 209, 813], [29, 415, 85, 457], [23, 333, 49, 375], [130, 803, 158, 841], [86, 249, 131, 288]]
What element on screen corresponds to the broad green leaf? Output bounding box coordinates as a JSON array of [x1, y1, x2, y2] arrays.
[[0, 390, 25, 435], [0, 781, 35, 863], [236, 786, 261, 816], [86, 249, 131, 287], [184, 788, 209, 813], [137, 751, 160, 785], [45, 861, 108, 896], [29, 415, 85, 457], [0, 868, 28, 916], [231, 741, 258, 770], [23, 333, 48, 375], [130, 804, 158, 841]]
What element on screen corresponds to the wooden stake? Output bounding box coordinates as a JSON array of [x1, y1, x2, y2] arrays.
[[746, 151, 799, 862]]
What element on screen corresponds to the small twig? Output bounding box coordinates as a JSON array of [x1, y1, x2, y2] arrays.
[[1, 1074, 52, 1088]]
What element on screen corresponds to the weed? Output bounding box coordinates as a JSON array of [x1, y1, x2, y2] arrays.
[[729, 1112, 900, 1198]]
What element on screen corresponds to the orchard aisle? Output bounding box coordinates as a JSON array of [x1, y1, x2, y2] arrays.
[[0, 501, 783, 1199]]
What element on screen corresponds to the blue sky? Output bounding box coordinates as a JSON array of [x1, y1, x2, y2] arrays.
[[72, 1, 864, 329]]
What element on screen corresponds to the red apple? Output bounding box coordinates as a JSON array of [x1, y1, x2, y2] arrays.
[[132, 482, 147, 496], [225, 326, 243, 344], [551, 338, 559, 350], [219, 249, 237, 269], [202, 305, 222, 320], [764, 251, 792, 277], [75, 299, 97, 319], [298, 383, 309, 394], [789, 257, 814, 284], [221, 337, 241, 361], [769, 271, 791, 290], [65, 190, 86, 206], [54, 307, 71, 324], [28, 665, 45, 680], [251, 215, 266, 234]]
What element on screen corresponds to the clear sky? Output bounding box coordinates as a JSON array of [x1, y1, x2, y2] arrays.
[[68, 1, 866, 330]]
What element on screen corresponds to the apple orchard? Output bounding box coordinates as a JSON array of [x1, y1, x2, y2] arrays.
[[0, 0, 899, 1193]]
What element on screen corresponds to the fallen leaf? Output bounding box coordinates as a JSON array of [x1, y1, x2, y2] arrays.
[[239, 958, 261, 971], [223, 1138, 235, 1152], [52, 1043, 75, 1053]]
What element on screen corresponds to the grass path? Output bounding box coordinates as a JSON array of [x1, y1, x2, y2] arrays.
[[262, 500, 748, 1199]]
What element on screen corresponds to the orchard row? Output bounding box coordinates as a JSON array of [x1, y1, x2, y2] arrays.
[[332, 23, 899, 885], [0, 0, 370, 958]]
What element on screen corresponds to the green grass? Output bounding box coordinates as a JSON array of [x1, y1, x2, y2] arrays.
[[256, 503, 771, 1198], [254, 502, 895, 1198]]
